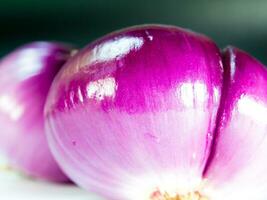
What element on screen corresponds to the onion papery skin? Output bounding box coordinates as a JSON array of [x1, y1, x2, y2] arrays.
[[45, 25, 224, 199], [0, 42, 72, 182]]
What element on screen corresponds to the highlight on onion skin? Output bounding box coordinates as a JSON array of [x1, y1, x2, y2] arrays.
[[0, 42, 72, 182], [45, 25, 224, 199]]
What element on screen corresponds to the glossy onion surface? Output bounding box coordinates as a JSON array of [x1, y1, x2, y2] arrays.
[[0, 42, 71, 182], [45, 25, 223, 199], [45, 25, 267, 199], [203, 47, 267, 200]]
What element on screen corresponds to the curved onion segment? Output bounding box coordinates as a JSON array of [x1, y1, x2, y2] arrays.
[[45, 25, 223, 199], [0, 42, 71, 182], [203, 47, 267, 200]]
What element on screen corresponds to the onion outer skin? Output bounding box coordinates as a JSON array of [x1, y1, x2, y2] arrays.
[[46, 26, 267, 199], [45, 25, 224, 199], [0, 42, 72, 182], [203, 47, 267, 200]]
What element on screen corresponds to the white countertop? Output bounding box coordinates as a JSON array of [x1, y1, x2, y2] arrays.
[[0, 169, 103, 200]]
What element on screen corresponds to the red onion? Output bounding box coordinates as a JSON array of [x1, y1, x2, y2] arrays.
[[0, 42, 72, 182], [45, 25, 267, 199]]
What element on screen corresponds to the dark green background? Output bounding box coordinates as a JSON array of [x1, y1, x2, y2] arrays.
[[1, 0, 267, 64]]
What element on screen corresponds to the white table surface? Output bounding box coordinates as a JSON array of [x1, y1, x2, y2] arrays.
[[0, 154, 103, 200]]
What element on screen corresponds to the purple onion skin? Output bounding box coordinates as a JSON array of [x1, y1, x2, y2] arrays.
[[0, 42, 71, 182], [203, 47, 267, 199], [45, 25, 267, 199], [45, 25, 224, 199]]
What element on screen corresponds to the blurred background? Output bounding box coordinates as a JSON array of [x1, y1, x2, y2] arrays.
[[1, 0, 267, 64]]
